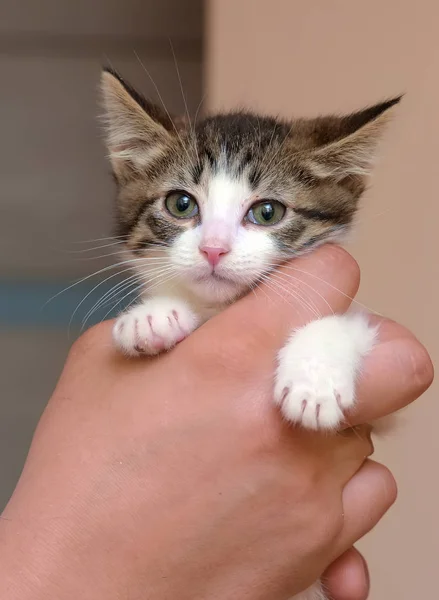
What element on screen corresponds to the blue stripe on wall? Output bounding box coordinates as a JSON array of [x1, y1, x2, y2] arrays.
[[0, 281, 136, 328]]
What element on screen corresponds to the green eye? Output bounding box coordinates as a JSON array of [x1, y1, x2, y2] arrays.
[[247, 200, 286, 226], [165, 191, 199, 219]]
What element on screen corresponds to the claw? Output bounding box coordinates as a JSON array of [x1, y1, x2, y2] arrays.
[[280, 386, 290, 407], [316, 403, 321, 426]]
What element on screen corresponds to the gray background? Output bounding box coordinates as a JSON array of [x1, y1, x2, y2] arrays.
[[0, 0, 203, 509]]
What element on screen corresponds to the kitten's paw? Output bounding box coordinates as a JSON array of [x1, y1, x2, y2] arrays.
[[274, 358, 354, 430], [113, 298, 199, 357], [273, 314, 376, 431]]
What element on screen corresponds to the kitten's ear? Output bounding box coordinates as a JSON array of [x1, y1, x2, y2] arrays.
[[100, 68, 174, 181], [301, 97, 401, 181]]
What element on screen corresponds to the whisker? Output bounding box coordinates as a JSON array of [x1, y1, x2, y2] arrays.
[[268, 262, 380, 316], [101, 268, 178, 324], [352, 208, 392, 228], [258, 273, 321, 319], [267, 274, 323, 318], [70, 235, 128, 245], [79, 261, 174, 329], [81, 273, 141, 329], [133, 50, 194, 165], [262, 121, 296, 174], [81, 280, 142, 331], [270, 280, 322, 319], [143, 269, 179, 295], [169, 39, 191, 127], [69, 264, 153, 329], [43, 256, 170, 308], [75, 252, 170, 262], [250, 278, 276, 308], [193, 93, 205, 131], [267, 119, 279, 154], [269, 270, 333, 316], [257, 276, 303, 314], [65, 241, 125, 254], [138, 240, 169, 248], [100, 283, 145, 324]]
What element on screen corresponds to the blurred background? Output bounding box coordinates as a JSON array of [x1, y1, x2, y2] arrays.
[[0, 0, 203, 505], [0, 1, 437, 599]]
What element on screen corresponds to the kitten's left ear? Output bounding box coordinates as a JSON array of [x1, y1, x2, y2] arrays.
[[301, 96, 402, 180], [100, 68, 175, 181]]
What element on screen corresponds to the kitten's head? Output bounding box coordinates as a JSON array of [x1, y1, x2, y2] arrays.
[[101, 68, 399, 304]]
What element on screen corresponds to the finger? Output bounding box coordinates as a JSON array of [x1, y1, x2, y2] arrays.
[[327, 425, 374, 486], [322, 547, 369, 600], [346, 318, 434, 426], [335, 460, 397, 557], [281, 425, 373, 491], [203, 244, 360, 352]]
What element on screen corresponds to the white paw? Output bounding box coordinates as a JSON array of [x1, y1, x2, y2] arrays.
[[274, 358, 354, 430], [274, 314, 376, 431], [113, 297, 199, 356]]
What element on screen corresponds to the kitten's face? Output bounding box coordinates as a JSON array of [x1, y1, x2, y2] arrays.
[[101, 69, 399, 304], [156, 173, 285, 304]]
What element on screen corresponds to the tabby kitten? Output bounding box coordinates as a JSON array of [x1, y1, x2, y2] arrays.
[[101, 68, 398, 600]]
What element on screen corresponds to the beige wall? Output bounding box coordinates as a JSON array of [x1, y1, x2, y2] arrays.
[[206, 1, 438, 598]]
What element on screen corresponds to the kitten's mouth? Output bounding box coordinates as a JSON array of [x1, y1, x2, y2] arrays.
[[194, 271, 238, 285]]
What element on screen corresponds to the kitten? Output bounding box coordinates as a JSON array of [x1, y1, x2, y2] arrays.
[[101, 68, 399, 600]]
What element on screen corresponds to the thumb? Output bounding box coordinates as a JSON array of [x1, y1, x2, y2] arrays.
[[203, 244, 360, 355]]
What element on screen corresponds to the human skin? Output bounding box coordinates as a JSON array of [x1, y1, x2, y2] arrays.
[[0, 246, 433, 600]]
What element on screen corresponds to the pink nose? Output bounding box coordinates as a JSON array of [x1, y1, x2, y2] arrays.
[[199, 245, 230, 267]]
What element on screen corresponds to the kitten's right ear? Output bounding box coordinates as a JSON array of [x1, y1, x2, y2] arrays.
[[100, 68, 174, 181]]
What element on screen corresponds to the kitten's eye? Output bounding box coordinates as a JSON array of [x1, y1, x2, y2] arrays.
[[246, 201, 286, 226], [165, 191, 199, 219]]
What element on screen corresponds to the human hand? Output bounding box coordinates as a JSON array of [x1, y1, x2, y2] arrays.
[[0, 246, 432, 600]]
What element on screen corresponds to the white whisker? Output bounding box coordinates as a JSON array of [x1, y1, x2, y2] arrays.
[[101, 267, 178, 324], [133, 49, 194, 165], [44, 256, 171, 308], [70, 235, 127, 245], [79, 260, 174, 329], [65, 241, 125, 254], [268, 270, 333, 316], [267, 262, 380, 315], [250, 278, 276, 307], [193, 93, 205, 132], [258, 273, 321, 319], [84, 262, 175, 321], [76, 252, 170, 262], [267, 272, 324, 317], [262, 122, 296, 174], [69, 265, 149, 328], [81, 273, 141, 329], [169, 38, 200, 165]]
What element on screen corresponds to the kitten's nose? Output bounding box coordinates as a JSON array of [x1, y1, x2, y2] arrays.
[[199, 245, 230, 267]]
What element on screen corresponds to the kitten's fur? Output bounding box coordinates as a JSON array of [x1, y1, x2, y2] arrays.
[[101, 68, 399, 600]]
